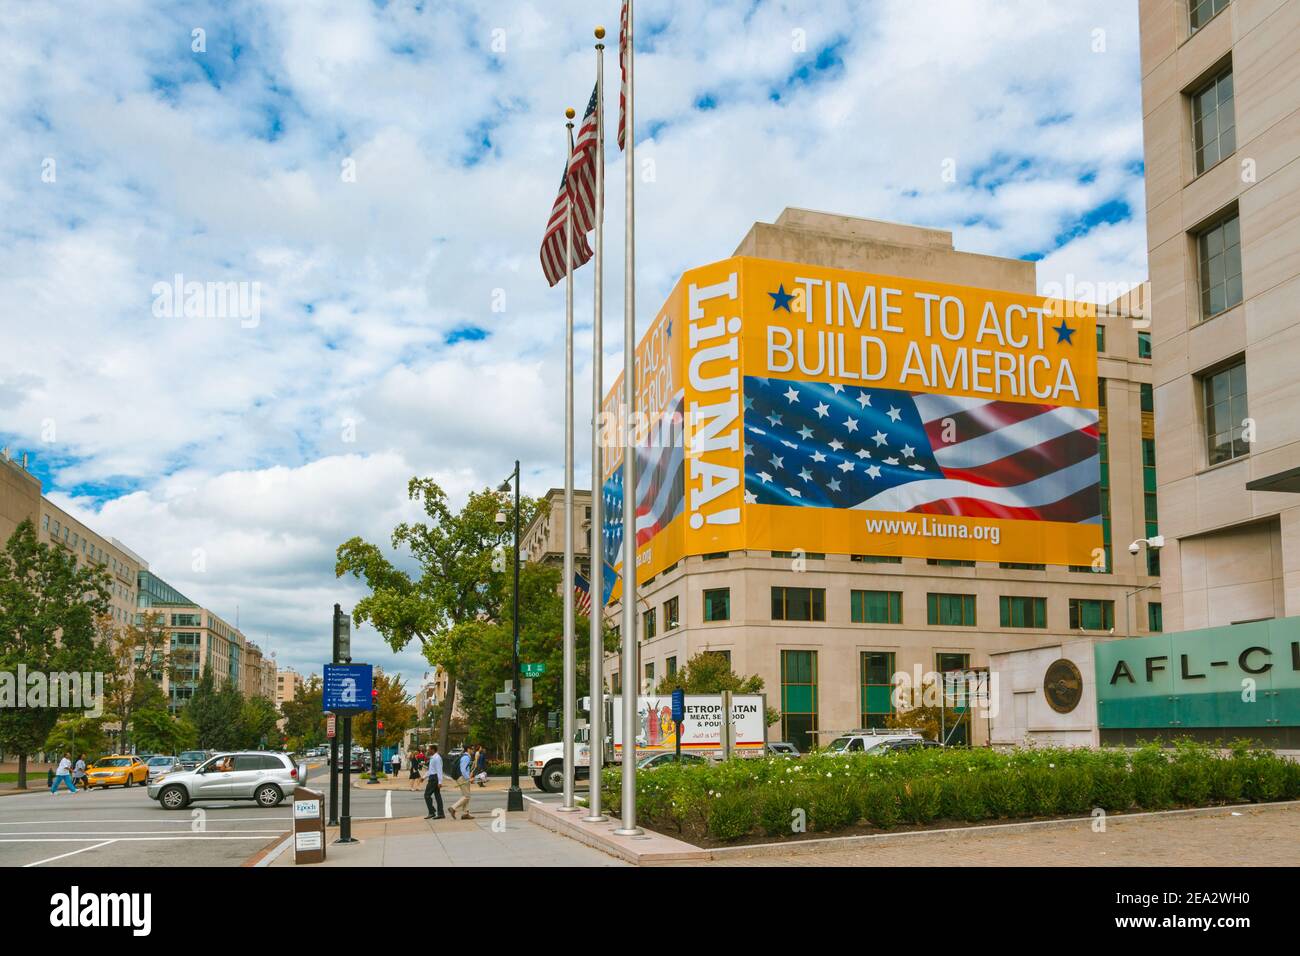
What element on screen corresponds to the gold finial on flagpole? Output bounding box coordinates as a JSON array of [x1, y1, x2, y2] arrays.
[[595, 26, 606, 39], [565, 107, 576, 120]]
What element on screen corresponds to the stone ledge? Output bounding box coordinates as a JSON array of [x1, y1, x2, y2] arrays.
[[526, 799, 709, 865]]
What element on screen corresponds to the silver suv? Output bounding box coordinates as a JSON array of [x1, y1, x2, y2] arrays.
[[148, 751, 305, 810]]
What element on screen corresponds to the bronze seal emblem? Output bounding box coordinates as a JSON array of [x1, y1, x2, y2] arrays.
[[1043, 658, 1083, 714]]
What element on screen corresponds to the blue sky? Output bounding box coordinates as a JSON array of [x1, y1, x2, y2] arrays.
[[0, 0, 1148, 684]]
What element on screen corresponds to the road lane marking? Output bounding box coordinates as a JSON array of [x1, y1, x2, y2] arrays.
[[0, 817, 292, 825], [22, 840, 116, 867], [1, 829, 285, 836], [386, 790, 392, 819], [0, 836, 281, 842]]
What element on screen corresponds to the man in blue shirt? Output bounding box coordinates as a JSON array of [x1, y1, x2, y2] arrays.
[[449, 745, 475, 820], [422, 744, 445, 820]]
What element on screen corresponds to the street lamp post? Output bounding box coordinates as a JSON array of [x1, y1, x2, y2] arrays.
[[498, 462, 525, 812], [1126, 536, 1164, 637]]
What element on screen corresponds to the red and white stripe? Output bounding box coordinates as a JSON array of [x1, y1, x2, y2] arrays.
[[858, 395, 1101, 522], [567, 85, 600, 236], [617, 0, 629, 151], [539, 153, 593, 287]]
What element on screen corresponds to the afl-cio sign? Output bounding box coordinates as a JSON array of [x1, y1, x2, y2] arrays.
[[1043, 658, 1083, 714]]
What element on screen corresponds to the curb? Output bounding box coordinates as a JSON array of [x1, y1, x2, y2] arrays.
[[244, 831, 293, 868], [527, 798, 710, 865], [706, 799, 1300, 860]]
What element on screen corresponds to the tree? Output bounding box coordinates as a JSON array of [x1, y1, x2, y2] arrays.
[[182, 672, 244, 750], [336, 478, 541, 753], [351, 671, 417, 752], [281, 675, 325, 752], [0, 519, 115, 788], [238, 696, 281, 749], [103, 610, 176, 753], [44, 714, 107, 761], [450, 562, 616, 757], [131, 708, 196, 754], [654, 651, 781, 728]]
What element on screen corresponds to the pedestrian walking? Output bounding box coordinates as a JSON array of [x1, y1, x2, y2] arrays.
[[50, 753, 77, 794], [408, 750, 423, 790], [390, 750, 401, 778], [73, 754, 88, 791], [473, 745, 488, 787], [422, 744, 445, 819], [448, 745, 474, 819]]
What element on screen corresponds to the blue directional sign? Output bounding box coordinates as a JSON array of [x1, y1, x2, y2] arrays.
[[671, 688, 685, 724], [323, 663, 374, 714]]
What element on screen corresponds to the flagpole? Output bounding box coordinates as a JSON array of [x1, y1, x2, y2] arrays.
[[561, 108, 579, 812], [584, 26, 609, 824], [613, 0, 642, 838]]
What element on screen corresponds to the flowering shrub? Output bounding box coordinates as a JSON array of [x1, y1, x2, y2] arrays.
[[598, 741, 1299, 844]]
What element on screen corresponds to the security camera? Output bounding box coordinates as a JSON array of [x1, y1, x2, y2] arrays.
[[495, 510, 507, 527], [1128, 541, 1142, 555]]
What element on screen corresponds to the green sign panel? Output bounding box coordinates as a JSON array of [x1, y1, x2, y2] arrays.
[[1095, 617, 1300, 729], [521, 663, 545, 678]]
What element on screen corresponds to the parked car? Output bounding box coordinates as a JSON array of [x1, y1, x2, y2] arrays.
[[636, 752, 708, 770], [86, 755, 149, 789], [766, 741, 802, 757], [148, 751, 305, 810], [178, 749, 212, 771], [144, 755, 179, 782], [822, 730, 927, 755], [876, 737, 942, 753]]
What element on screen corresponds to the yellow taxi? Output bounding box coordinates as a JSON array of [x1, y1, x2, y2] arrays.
[[87, 755, 149, 789]]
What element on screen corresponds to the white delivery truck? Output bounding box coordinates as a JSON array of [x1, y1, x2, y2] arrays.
[[527, 693, 767, 793]]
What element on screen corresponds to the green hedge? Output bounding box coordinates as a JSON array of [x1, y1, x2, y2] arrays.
[[599, 740, 1300, 844]]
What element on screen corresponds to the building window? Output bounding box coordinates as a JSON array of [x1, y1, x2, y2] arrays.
[[1189, 0, 1229, 32], [642, 608, 656, 641], [1140, 383, 1154, 413], [666, 656, 677, 680], [703, 588, 730, 622], [999, 562, 1046, 571], [1138, 330, 1152, 359], [663, 596, 679, 630], [850, 589, 902, 624], [935, 653, 973, 745], [1142, 438, 1160, 575], [780, 650, 818, 752], [1069, 598, 1115, 630], [704, 649, 732, 666], [1193, 66, 1236, 176], [702, 551, 729, 560], [1196, 213, 1242, 319], [999, 596, 1047, 629], [772, 550, 825, 560], [1202, 359, 1249, 465], [1148, 602, 1163, 633], [927, 559, 975, 567], [860, 652, 896, 728], [1096, 324, 1106, 352], [927, 593, 976, 627], [643, 662, 654, 691], [851, 554, 902, 564], [771, 586, 826, 622], [1098, 377, 1107, 408]]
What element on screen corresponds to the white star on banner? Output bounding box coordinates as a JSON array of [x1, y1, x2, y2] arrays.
[[784, 386, 800, 404], [844, 416, 859, 433], [866, 464, 882, 479], [872, 430, 889, 447], [856, 391, 872, 408], [887, 406, 902, 422], [813, 402, 830, 419]]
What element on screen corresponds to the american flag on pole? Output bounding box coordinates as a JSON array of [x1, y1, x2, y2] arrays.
[[568, 85, 600, 234], [539, 139, 593, 287], [743, 375, 1101, 522], [617, 0, 629, 151], [573, 570, 593, 615]]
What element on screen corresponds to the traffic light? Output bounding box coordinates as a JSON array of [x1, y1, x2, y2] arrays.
[[377, 720, 384, 731]]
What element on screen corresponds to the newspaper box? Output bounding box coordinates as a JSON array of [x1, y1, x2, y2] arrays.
[[292, 786, 326, 864]]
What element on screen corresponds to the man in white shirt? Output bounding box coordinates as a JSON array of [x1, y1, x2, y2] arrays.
[[422, 745, 445, 819], [51, 753, 78, 794]]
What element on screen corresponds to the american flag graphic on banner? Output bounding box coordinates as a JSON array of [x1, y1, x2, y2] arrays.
[[743, 375, 1100, 522], [602, 389, 686, 572]]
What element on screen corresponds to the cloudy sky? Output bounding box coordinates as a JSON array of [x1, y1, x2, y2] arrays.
[[0, 0, 1147, 686]]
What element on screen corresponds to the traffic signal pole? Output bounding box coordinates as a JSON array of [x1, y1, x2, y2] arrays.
[[328, 604, 340, 826]]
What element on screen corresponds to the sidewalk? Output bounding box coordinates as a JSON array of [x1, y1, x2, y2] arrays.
[[268, 811, 626, 867], [346, 772, 523, 793]]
